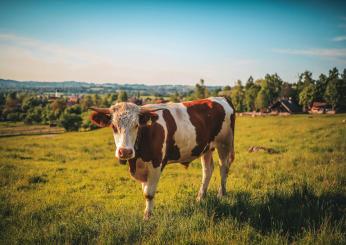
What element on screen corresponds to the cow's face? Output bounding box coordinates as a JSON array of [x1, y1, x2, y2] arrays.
[[90, 103, 158, 160]]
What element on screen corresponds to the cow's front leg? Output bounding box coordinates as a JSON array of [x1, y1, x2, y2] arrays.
[[142, 163, 161, 220]]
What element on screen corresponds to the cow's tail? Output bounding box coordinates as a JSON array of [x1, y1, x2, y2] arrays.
[[222, 96, 235, 163]]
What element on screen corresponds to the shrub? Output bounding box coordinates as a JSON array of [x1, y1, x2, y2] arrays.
[[58, 113, 82, 131]]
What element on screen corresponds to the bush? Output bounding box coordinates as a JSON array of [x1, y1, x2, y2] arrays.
[[24, 107, 43, 124], [6, 112, 22, 122], [58, 113, 82, 131], [82, 119, 99, 131]]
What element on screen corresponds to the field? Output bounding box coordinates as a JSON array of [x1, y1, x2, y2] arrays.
[[1, 115, 346, 244], [0, 122, 64, 137]]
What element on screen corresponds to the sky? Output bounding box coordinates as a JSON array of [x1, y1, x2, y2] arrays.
[[0, 0, 345, 86]]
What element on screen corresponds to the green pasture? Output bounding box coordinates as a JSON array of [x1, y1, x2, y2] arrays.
[[1, 115, 345, 244]]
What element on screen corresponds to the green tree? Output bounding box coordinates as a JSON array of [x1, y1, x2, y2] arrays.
[[255, 80, 271, 111], [244, 81, 260, 111], [264, 73, 283, 104], [80, 95, 94, 111], [58, 113, 83, 131], [299, 83, 317, 112], [324, 78, 345, 111], [194, 79, 208, 99], [51, 98, 66, 117], [297, 71, 315, 96], [170, 91, 180, 102], [230, 80, 245, 112], [118, 90, 128, 102], [24, 106, 43, 124], [280, 82, 297, 101]]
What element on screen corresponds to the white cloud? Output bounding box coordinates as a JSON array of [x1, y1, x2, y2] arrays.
[[273, 48, 346, 58], [332, 36, 346, 42]]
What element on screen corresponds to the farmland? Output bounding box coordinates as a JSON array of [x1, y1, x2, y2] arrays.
[[1, 115, 345, 244]]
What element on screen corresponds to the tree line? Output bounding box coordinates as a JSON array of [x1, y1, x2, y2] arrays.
[[0, 66, 345, 131], [0, 91, 129, 131], [191, 67, 346, 112]]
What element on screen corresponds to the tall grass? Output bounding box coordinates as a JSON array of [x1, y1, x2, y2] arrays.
[[1, 115, 345, 244]]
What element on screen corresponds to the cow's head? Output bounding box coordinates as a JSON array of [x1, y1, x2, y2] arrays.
[[89, 102, 159, 160]]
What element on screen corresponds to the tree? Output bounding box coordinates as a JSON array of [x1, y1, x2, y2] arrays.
[[297, 70, 315, 96], [51, 98, 66, 117], [194, 79, 208, 99], [244, 80, 260, 111], [255, 80, 271, 111], [314, 73, 328, 101], [328, 67, 339, 81], [280, 82, 297, 101], [170, 91, 180, 102], [299, 83, 317, 112], [264, 73, 283, 104], [118, 90, 128, 102], [230, 80, 245, 112], [324, 78, 345, 111], [4, 92, 20, 113], [223, 85, 231, 91], [66, 105, 82, 114], [58, 113, 83, 131], [342, 68, 346, 80], [80, 95, 94, 111], [24, 106, 43, 124]]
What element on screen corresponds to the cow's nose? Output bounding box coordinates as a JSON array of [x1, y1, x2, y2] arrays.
[[118, 148, 133, 159]]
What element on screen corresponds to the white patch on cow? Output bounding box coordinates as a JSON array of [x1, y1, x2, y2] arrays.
[[165, 103, 198, 163]]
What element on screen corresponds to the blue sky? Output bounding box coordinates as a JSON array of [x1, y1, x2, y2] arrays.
[[0, 0, 345, 85]]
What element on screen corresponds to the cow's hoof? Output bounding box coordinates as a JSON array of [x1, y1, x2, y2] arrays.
[[143, 211, 152, 220], [217, 188, 226, 198], [196, 193, 205, 202]]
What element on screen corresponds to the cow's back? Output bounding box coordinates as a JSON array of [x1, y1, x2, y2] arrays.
[[152, 97, 234, 164]]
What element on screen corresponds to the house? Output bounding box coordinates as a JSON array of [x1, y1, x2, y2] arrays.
[[269, 98, 301, 114], [310, 102, 333, 114]]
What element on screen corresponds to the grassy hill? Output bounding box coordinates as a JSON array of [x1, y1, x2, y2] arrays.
[[1, 115, 345, 244]]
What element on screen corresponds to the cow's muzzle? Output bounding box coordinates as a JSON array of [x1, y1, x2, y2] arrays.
[[118, 148, 134, 160]]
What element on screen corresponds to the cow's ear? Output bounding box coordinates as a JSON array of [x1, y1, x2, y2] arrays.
[[139, 111, 158, 127], [90, 111, 112, 127]]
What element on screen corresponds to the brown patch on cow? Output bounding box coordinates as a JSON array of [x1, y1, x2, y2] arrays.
[[224, 96, 236, 136], [90, 112, 111, 127], [144, 194, 154, 200], [183, 99, 226, 156], [162, 110, 180, 165], [135, 122, 165, 168], [139, 111, 159, 126], [129, 158, 149, 182]]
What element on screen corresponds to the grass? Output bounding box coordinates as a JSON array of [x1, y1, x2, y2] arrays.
[[0, 114, 345, 244], [0, 122, 63, 137]]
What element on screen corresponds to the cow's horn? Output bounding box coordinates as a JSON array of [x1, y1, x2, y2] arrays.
[[88, 107, 111, 114], [139, 107, 164, 114]]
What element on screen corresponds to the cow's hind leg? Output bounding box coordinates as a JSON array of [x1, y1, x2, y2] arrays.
[[196, 150, 214, 202], [216, 142, 234, 198], [142, 164, 161, 220]]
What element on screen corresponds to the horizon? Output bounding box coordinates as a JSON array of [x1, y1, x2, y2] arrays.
[[0, 0, 346, 86]]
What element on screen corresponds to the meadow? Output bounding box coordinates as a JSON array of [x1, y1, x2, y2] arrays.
[[0, 115, 345, 244]]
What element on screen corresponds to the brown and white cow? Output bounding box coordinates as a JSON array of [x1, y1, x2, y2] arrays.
[[89, 97, 235, 219]]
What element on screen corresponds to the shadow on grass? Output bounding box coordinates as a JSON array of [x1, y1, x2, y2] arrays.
[[178, 184, 346, 237]]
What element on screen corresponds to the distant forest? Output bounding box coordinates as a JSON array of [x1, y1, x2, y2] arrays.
[[0, 66, 345, 131]]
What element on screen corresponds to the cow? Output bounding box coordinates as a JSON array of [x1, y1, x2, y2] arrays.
[[89, 97, 235, 219]]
